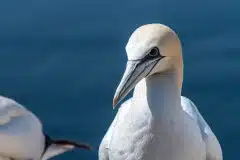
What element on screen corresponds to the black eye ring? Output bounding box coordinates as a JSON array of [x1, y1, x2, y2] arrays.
[[148, 47, 159, 57]]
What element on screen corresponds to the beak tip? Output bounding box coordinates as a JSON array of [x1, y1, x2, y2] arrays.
[[112, 97, 119, 108]]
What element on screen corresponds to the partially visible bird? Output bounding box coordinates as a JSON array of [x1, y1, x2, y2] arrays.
[[0, 95, 91, 160]]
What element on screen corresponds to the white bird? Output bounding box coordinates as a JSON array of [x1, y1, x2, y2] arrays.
[[0, 95, 91, 160], [99, 24, 222, 160]]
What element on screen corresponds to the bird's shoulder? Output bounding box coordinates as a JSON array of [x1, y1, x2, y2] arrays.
[[181, 96, 209, 133], [0, 96, 30, 125], [0, 96, 38, 125], [181, 96, 222, 160], [181, 96, 198, 120]]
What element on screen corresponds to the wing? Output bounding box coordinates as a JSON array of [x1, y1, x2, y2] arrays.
[[99, 99, 132, 160], [181, 96, 223, 160], [98, 124, 112, 160], [99, 109, 119, 160], [0, 96, 44, 160]]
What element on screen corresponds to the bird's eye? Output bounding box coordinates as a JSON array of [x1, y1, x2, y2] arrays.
[[148, 47, 159, 57]]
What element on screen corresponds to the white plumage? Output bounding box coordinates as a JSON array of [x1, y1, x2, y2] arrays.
[[0, 96, 44, 160]]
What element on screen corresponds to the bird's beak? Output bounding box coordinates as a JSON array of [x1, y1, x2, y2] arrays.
[[113, 57, 160, 108]]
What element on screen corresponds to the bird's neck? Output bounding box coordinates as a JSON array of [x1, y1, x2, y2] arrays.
[[133, 71, 182, 116]]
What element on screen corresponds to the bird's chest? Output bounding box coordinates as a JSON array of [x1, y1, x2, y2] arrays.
[[108, 103, 152, 160], [108, 102, 205, 160]]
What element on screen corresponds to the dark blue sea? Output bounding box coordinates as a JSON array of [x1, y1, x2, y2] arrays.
[[0, 0, 239, 159]]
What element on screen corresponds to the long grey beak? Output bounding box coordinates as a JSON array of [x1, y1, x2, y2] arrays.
[[113, 58, 160, 108]]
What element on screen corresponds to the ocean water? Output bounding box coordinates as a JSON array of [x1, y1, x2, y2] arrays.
[[0, 0, 239, 159]]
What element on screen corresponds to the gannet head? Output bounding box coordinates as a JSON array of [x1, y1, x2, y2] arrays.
[[113, 23, 183, 107]]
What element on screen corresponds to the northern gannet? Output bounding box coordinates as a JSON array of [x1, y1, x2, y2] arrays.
[[99, 24, 222, 160], [0, 95, 91, 160]]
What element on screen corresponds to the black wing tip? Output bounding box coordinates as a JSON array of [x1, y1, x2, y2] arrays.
[[54, 140, 93, 151], [75, 143, 93, 150]]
